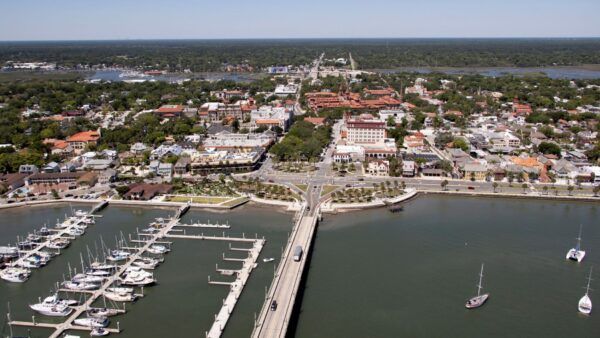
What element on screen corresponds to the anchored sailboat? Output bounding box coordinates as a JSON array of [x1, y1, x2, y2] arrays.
[[578, 267, 593, 315], [465, 263, 489, 309], [566, 224, 586, 262]]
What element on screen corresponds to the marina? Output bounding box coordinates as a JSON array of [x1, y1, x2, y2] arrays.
[[0, 204, 294, 338]]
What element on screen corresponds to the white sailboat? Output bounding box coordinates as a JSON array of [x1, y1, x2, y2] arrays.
[[579, 267, 593, 315], [566, 224, 586, 262], [465, 263, 489, 309]]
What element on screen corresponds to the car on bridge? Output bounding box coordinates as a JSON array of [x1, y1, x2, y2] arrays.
[[271, 300, 278, 311]]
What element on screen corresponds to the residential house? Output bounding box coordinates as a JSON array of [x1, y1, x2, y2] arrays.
[[123, 183, 173, 200], [367, 160, 389, 176], [174, 157, 191, 175], [18, 164, 39, 175], [66, 131, 100, 154]]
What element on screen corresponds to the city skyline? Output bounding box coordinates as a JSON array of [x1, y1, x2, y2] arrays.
[[1, 0, 600, 41]]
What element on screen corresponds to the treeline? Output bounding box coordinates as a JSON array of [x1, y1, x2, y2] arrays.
[[269, 120, 331, 161], [2, 39, 600, 72]]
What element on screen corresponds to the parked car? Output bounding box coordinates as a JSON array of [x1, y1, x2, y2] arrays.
[[271, 300, 278, 311]]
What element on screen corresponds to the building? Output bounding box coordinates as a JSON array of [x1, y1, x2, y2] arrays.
[[189, 148, 265, 175], [250, 106, 293, 131], [157, 163, 173, 177], [274, 84, 299, 97], [174, 157, 191, 175], [130, 143, 148, 154], [98, 169, 117, 185], [0, 173, 28, 192], [210, 90, 246, 101], [463, 162, 488, 181], [66, 131, 101, 154], [199, 101, 255, 122], [345, 117, 386, 144], [303, 117, 326, 127], [124, 183, 173, 200], [155, 105, 185, 119], [366, 160, 389, 176], [202, 131, 275, 151], [18, 164, 39, 175], [150, 144, 183, 160], [402, 161, 416, 177], [83, 159, 115, 172]]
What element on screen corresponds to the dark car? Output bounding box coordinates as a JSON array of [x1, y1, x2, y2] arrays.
[[271, 300, 278, 311], [358, 178, 364, 181], [467, 186, 475, 190], [345, 184, 352, 188]]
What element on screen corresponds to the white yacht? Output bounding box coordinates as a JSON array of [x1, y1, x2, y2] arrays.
[[73, 316, 109, 328], [62, 280, 100, 291], [0, 246, 19, 259], [146, 244, 169, 255], [72, 273, 105, 284], [120, 266, 155, 286], [465, 264, 489, 309], [104, 290, 137, 302], [132, 257, 162, 270], [29, 294, 74, 317], [90, 328, 110, 336], [566, 224, 586, 262], [90, 262, 117, 271], [579, 267, 593, 315], [47, 238, 70, 249], [88, 307, 121, 318], [0, 267, 31, 283], [106, 250, 130, 262], [66, 227, 85, 237]]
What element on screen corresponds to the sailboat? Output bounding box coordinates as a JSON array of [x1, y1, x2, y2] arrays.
[[566, 224, 586, 262], [465, 263, 489, 309], [578, 267, 593, 315]]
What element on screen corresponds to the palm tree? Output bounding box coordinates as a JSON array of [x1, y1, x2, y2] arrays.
[[401, 181, 406, 191], [542, 185, 549, 195], [594, 185, 600, 197], [522, 183, 528, 194], [567, 185, 574, 196], [492, 182, 499, 193], [441, 180, 448, 191]]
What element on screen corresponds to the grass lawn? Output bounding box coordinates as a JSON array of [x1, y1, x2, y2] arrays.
[[221, 196, 250, 207], [321, 185, 341, 196], [167, 195, 232, 204], [295, 184, 308, 192]]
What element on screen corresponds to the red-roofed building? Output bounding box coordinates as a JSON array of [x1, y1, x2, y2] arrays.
[[66, 131, 100, 153], [155, 104, 185, 118], [304, 117, 326, 127], [364, 88, 396, 97], [512, 98, 532, 115]]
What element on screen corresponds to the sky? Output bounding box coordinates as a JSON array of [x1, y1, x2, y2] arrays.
[[1, 0, 599, 41]]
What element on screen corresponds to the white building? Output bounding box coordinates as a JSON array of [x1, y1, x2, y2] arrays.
[[250, 106, 292, 131], [274, 84, 299, 97], [345, 118, 386, 144]]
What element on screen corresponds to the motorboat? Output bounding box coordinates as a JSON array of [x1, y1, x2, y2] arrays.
[[146, 244, 169, 255], [90, 328, 110, 336], [0, 246, 19, 259], [66, 227, 85, 237], [132, 257, 162, 270], [74, 210, 89, 217], [566, 225, 586, 263], [29, 294, 74, 317], [104, 290, 137, 302], [72, 273, 105, 284], [465, 264, 489, 309], [120, 267, 155, 286], [47, 238, 70, 249], [106, 250, 130, 262], [579, 267, 593, 315], [86, 269, 112, 277], [39, 227, 51, 236], [19, 255, 47, 268], [27, 233, 43, 243], [90, 262, 117, 271], [17, 240, 37, 250], [73, 316, 109, 328], [263, 258, 275, 263], [87, 307, 121, 318], [106, 287, 134, 294], [0, 267, 31, 283], [62, 281, 100, 291]]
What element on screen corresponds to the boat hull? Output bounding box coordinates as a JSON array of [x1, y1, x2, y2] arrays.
[[566, 249, 585, 262], [465, 294, 489, 309]]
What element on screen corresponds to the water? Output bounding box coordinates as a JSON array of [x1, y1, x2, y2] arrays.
[[0, 203, 293, 338], [376, 67, 600, 79], [86, 70, 260, 83], [293, 195, 600, 338]]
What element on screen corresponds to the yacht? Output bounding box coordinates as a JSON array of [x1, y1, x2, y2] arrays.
[[72, 273, 105, 284], [120, 267, 155, 286], [90, 262, 117, 271], [107, 287, 134, 294], [132, 257, 162, 270], [62, 280, 100, 291], [39, 227, 51, 237], [566, 225, 586, 262], [146, 244, 169, 255], [85, 269, 112, 277], [104, 290, 137, 302], [106, 250, 130, 262], [90, 328, 110, 336], [74, 210, 89, 217], [465, 264, 489, 309], [17, 240, 37, 250], [579, 267, 593, 315], [47, 238, 70, 250], [73, 316, 109, 328], [29, 294, 74, 317], [0, 246, 19, 259], [88, 307, 121, 318], [66, 227, 85, 237], [0, 267, 31, 283]]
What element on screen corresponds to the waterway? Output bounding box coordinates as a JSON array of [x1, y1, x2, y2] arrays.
[[0, 203, 293, 338], [374, 66, 600, 79], [293, 195, 600, 338], [86, 70, 261, 83]]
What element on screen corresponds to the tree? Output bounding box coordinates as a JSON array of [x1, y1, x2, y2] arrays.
[[567, 185, 574, 196], [522, 183, 528, 194], [538, 142, 561, 157], [492, 182, 499, 193], [542, 185, 549, 195], [452, 137, 469, 152], [441, 179, 448, 191], [593, 185, 600, 197], [386, 115, 396, 127]]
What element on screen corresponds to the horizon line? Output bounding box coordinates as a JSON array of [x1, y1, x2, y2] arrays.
[[1, 36, 600, 43]]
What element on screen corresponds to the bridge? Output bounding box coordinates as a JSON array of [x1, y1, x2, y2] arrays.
[[252, 185, 322, 338]]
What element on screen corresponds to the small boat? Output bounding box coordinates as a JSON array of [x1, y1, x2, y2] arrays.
[[106, 250, 130, 262], [86, 269, 112, 277], [17, 241, 37, 250], [90, 262, 117, 271], [146, 244, 169, 255], [74, 210, 89, 217], [73, 316, 109, 328], [0, 267, 31, 283], [104, 291, 137, 302], [62, 281, 100, 291], [72, 273, 105, 284], [66, 227, 85, 237], [465, 264, 489, 309], [566, 225, 586, 262], [47, 238, 70, 250], [106, 287, 134, 294], [27, 233, 43, 243], [39, 227, 51, 236], [579, 267, 593, 315], [132, 257, 162, 270], [263, 258, 275, 263], [0, 246, 19, 259], [87, 307, 121, 318], [90, 327, 110, 336]]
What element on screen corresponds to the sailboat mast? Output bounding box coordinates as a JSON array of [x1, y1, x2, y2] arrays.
[[585, 267, 593, 295], [477, 264, 484, 296], [576, 224, 583, 251]]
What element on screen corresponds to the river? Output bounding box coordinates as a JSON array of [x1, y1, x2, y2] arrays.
[[293, 195, 600, 338], [374, 66, 600, 79]]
